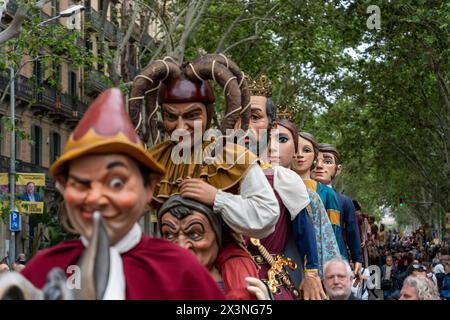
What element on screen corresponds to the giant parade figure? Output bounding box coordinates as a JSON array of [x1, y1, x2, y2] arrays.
[[129, 54, 279, 239], [313, 143, 363, 277], [157, 194, 271, 300], [0, 88, 225, 300], [242, 75, 326, 299], [291, 131, 342, 275]]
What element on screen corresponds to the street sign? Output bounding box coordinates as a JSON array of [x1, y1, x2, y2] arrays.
[[9, 211, 21, 232]]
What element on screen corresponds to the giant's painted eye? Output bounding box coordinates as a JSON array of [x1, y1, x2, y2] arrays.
[[278, 135, 289, 143], [189, 232, 202, 241], [164, 233, 176, 241], [110, 178, 125, 189]]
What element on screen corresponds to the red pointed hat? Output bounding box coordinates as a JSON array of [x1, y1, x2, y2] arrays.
[[159, 74, 215, 104], [50, 88, 165, 176]]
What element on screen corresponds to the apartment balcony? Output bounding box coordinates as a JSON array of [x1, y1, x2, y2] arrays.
[[0, 156, 54, 190], [0, 71, 87, 124], [4, 1, 56, 24], [85, 69, 110, 96], [84, 7, 122, 42]]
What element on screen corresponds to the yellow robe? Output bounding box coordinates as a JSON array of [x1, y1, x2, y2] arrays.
[[148, 140, 258, 205]]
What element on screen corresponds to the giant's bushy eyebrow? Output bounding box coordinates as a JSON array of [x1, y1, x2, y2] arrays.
[[106, 161, 128, 170], [68, 175, 90, 186], [164, 104, 204, 116]]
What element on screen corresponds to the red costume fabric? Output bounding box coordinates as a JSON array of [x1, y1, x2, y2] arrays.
[[215, 242, 258, 300], [22, 236, 225, 300], [244, 170, 295, 300]]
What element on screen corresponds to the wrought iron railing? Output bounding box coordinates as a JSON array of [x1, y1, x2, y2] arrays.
[[85, 69, 110, 94], [85, 7, 122, 42], [0, 71, 87, 120]]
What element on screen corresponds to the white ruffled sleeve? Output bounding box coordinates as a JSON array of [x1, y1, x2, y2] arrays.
[[213, 163, 280, 239]]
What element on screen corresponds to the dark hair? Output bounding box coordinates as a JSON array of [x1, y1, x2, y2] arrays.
[[274, 119, 299, 153], [353, 200, 362, 211], [266, 97, 276, 129], [298, 132, 319, 169], [26, 182, 35, 187], [318, 143, 341, 165]]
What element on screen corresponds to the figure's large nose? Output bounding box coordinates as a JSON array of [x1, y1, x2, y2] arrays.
[[84, 182, 108, 207], [315, 158, 323, 169], [176, 116, 189, 131], [178, 236, 194, 251]]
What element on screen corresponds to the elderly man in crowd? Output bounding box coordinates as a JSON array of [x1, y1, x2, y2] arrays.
[[323, 256, 360, 300], [399, 276, 440, 300]]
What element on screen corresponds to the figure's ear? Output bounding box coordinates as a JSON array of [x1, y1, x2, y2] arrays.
[[145, 172, 162, 205], [335, 164, 343, 177]]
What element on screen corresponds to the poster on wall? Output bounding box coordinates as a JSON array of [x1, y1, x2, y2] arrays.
[[0, 173, 45, 214]]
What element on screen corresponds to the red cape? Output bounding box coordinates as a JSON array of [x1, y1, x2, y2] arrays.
[[215, 242, 258, 300], [22, 236, 225, 300]]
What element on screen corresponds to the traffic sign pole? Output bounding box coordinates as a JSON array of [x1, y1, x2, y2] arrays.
[[8, 66, 16, 268]]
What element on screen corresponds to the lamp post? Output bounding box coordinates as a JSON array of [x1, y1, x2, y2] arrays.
[[7, 4, 85, 268]]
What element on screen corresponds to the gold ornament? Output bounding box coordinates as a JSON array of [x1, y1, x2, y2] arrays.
[[247, 75, 272, 97], [276, 105, 297, 121]]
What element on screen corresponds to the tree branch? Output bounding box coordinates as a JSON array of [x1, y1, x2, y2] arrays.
[[0, 54, 51, 106], [0, 0, 50, 44], [222, 35, 258, 54], [172, 0, 211, 63], [215, 2, 250, 53], [111, 2, 140, 85]]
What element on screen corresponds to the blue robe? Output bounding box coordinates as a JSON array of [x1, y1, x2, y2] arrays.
[[295, 190, 340, 277], [336, 192, 363, 263], [304, 180, 347, 260]]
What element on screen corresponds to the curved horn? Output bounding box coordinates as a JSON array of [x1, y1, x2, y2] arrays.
[[184, 58, 242, 132], [130, 59, 182, 146], [194, 54, 250, 131]]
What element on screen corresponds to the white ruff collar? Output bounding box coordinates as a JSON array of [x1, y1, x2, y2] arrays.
[[81, 223, 142, 300]]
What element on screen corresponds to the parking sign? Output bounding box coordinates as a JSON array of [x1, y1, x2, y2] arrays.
[[9, 211, 21, 231]]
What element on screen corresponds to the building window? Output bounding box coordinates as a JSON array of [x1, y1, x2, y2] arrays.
[[69, 71, 77, 97], [54, 64, 61, 89], [33, 60, 43, 87], [51, 0, 60, 16], [49, 132, 61, 163], [86, 36, 93, 52], [15, 131, 20, 160], [31, 125, 42, 166]]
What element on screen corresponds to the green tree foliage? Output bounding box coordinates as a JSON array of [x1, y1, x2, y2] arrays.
[[183, 0, 448, 229]]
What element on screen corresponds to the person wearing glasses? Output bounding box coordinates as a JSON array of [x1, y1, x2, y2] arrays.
[[381, 255, 399, 299]]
